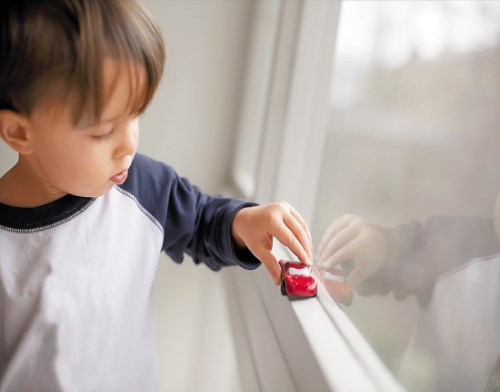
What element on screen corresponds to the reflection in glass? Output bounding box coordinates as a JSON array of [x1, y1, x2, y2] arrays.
[[313, 2, 500, 391]]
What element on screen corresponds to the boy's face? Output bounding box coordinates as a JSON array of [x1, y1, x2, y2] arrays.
[[24, 60, 144, 199]]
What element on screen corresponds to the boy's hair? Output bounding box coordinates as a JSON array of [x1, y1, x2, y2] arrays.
[[0, 0, 165, 123]]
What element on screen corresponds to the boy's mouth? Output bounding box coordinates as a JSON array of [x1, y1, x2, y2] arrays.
[[110, 170, 128, 185]]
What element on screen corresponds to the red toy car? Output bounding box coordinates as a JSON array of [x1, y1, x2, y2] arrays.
[[279, 260, 317, 298]]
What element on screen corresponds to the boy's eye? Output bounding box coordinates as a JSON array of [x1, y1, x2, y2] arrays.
[[93, 130, 114, 141]]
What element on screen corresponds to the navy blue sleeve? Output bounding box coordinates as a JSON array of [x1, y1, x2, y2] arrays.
[[120, 153, 261, 271], [357, 216, 500, 307]]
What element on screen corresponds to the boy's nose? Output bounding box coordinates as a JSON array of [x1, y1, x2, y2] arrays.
[[114, 125, 138, 158]]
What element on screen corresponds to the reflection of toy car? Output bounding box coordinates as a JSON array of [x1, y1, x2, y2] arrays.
[[320, 268, 353, 305], [279, 260, 317, 298]]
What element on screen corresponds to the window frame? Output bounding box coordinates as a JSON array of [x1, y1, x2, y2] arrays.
[[227, 1, 404, 391]]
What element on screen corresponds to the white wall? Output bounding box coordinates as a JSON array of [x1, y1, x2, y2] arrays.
[[139, 2, 255, 391], [140, 0, 253, 194], [0, 143, 16, 175]]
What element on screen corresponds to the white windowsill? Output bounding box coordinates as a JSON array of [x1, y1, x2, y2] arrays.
[[272, 244, 404, 392], [224, 240, 404, 392]]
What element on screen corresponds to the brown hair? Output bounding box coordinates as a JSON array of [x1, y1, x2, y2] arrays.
[[0, 0, 165, 123]]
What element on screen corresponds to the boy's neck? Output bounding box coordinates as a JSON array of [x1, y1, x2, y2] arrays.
[[0, 159, 67, 207]]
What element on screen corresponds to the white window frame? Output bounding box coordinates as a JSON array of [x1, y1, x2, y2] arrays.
[[227, 1, 405, 391]]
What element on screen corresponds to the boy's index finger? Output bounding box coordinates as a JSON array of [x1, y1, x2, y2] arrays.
[[280, 202, 313, 257], [258, 250, 282, 285], [273, 223, 312, 266], [289, 207, 313, 254], [283, 213, 312, 259]]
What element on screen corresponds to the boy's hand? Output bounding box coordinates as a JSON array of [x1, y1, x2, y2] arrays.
[[316, 214, 387, 287], [232, 202, 313, 285]]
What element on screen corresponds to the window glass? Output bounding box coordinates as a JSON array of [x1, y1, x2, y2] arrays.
[[313, 2, 500, 391]]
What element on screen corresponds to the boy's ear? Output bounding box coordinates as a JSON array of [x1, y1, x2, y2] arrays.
[[0, 110, 34, 154]]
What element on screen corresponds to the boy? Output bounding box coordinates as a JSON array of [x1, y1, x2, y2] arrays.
[[0, 1, 312, 390]]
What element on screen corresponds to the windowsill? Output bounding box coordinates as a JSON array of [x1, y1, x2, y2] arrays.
[[273, 243, 404, 391], [224, 239, 405, 391]]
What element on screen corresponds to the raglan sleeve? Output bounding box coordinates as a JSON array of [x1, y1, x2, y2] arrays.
[[121, 154, 261, 271], [356, 215, 500, 307]]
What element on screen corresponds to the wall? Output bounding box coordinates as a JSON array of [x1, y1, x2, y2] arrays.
[[140, 2, 253, 390], [140, 0, 252, 194], [0, 143, 16, 175]]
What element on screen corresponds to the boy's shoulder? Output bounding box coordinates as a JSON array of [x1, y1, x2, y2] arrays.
[[126, 153, 174, 181], [117, 153, 201, 230], [120, 153, 181, 196]]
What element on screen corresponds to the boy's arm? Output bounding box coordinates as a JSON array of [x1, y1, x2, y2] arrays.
[[120, 154, 259, 270], [164, 180, 313, 278], [121, 154, 311, 277]]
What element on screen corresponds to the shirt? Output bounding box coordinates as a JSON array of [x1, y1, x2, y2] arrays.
[[0, 153, 260, 391]]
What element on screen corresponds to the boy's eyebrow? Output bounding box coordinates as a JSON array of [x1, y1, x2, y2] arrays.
[[75, 115, 116, 129], [102, 110, 142, 123], [100, 114, 122, 123]]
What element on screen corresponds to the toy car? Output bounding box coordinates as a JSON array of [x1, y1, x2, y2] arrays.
[[279, 260, 317, 298]]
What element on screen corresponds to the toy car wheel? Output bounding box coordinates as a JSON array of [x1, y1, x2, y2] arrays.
[[280, 281, 287, 296]]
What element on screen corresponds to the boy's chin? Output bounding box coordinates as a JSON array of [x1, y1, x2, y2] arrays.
[[73, 185, 114, 198]]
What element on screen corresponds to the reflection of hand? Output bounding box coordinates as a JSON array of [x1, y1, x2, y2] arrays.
[[314, 265, 354, 305], [232, 202, 313, 286], [316, 214, 387, 287]]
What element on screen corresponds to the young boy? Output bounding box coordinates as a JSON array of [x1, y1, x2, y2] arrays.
[[0, 1, 312, 390]]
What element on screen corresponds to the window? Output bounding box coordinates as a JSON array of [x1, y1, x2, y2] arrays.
[[229, 1, 403, 391], [312, 2, 500, 391]]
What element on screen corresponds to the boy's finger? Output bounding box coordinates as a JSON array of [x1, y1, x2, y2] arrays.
[[283, 213, 312, 259], [288, 206, 313, 252], [273, 224, 312, 266], [256, 250, 281, 285]]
